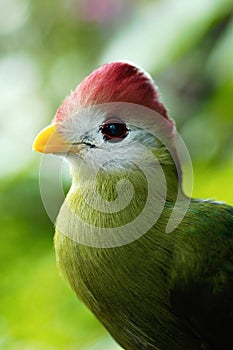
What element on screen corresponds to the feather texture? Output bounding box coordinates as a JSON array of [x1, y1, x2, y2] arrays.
[[55, 194, 233, 349], [34, 61, 233, 349], [55, 62, 170, 123]]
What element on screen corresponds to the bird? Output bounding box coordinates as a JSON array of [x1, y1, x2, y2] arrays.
[[33, 61, 233, 350]]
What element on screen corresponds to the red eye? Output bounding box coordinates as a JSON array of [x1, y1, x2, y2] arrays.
[[100, 118, 128, 141]]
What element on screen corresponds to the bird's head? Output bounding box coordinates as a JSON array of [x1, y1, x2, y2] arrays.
[[33, 62, 188, 245], [33, 62, 179, 191]]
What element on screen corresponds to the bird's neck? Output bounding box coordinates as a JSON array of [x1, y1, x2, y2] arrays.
[[57, 152, 184, 247], [69, 150, 182, 207]]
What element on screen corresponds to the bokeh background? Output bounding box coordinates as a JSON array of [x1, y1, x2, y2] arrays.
[[0, 0, 233, 349]]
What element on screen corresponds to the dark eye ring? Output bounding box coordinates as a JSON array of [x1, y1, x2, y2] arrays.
[[100, 118, 129, 141]]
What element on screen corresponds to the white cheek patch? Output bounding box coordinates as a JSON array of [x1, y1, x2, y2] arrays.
[[57, 104, 161, 171], [79, 134, 160, 172]]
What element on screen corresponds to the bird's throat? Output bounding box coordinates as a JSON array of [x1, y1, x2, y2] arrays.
[[66, 159, 181, 231]]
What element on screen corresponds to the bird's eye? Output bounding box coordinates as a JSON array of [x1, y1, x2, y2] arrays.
[[100, 118, 128, 141]]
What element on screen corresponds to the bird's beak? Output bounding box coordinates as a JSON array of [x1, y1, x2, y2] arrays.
[[32, 124, 70, 154]]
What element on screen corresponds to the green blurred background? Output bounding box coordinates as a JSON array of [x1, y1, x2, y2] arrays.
[[0, 0, 233, 349]]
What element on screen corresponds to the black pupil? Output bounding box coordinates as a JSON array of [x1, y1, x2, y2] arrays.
[[102, 121, 127, 139]]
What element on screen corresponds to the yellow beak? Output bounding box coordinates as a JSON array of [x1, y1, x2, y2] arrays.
[[32, 124, 70, 154]]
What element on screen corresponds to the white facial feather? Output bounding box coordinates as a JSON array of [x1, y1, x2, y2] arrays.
[[57, 105, 163, 174]]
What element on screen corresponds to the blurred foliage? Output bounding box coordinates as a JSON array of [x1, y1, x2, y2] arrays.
[[0, 0, 233, 349]]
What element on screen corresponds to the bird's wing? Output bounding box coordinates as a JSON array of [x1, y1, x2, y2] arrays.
[[170, 201, 233, 349]]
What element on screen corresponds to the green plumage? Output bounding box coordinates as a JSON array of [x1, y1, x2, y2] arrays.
[[54, 162, 233, 350], [33, 61, 233, 349]]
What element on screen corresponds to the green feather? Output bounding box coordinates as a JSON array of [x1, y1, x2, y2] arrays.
[[54, 159, 233, 349]]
